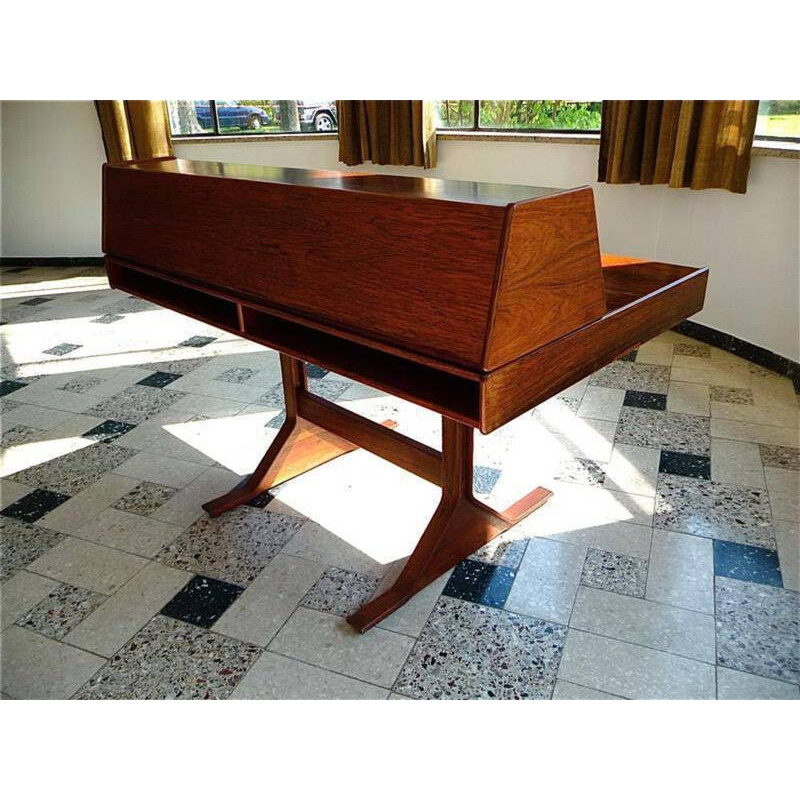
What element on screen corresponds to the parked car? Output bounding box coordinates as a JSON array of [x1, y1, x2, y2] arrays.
[[194, 101, 271, 131], [298, 101, 337, 132]]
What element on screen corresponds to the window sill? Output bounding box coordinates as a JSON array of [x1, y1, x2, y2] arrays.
[[171, 130, 800, 158], [172, 132, 338, 143]]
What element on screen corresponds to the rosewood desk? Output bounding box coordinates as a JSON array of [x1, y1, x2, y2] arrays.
[[102, 157, 708, 632]]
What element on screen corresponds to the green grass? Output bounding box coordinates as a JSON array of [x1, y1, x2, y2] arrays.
[[756, 113, 800, 138]]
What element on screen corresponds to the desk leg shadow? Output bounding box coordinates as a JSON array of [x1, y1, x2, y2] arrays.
[[203, 354, 552, 633]]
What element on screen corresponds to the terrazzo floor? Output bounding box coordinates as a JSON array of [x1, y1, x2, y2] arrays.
[[1, 265, 798, 700]]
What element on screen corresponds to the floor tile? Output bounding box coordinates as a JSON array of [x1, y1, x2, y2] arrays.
[[590, 362, 670, 394], [623, 390, 667, 410], [710, 401, 798, 428], [35, 473, 139, 535], [0, 518, 66, 581], [580, 548, 647, 598], [301, 566, 380, 617], [711, 438, 765, 488], [571, 586, 715, 662], [158, 506, 304, 586], [9, 442, 135, 495], [710, 386, 753, 405], [1, 569, 59, 629], [1, 488, 71, 523], [88, 385, 185, 424], [113, 481, 177, 516], [0, 625, 105, 699], [305, 363, 328, 379], [82, 420, 137, 443], [655, 474, 775, 548], [65, 561, 191, 657], [137, 371, 182, 388], [715, 576, 799, 683], [215, 367, 257, 384], [179, 335, 217, 348], [765, 467, 800, 524], [377, 569, 452, 638], [112, 451, 206, 488], [716, 667, 799, 699], [270, 607, 414, 688], [659, 450, 711, 480], [577, 385, 625, 421], [1, 424, 40, 447], [43, 343, 81, 356], [674, 342, 710, 358], [557, 629, 716, 699], [552, 680, 622, 700], [603, 444, 661, 496], [75, 507, 183, 558], [0, 380, 27, 397], [646, 529, 714, 614], [75, 615, 260, 699], [555, 457, 605, 487], [91, 313, 124, 324], [470, 530, 528, 569], [760, 444, 799, 471], [161, 574, 244, 628], [27, 536, 147, 595], [774, 520, 799, 591], [712, 418, 799, 448], [149, 467, 241, 527], [616, 408, 710, 456], [231, 652, 388, 699], [473, 465, 501, 495], [442, 559, 515, 609], [59, 376, 104, 394], [394, 596, 567, 699], [503, 537, 585, 625], [16, 582, 107, 640], [713, 540, 783, 587]]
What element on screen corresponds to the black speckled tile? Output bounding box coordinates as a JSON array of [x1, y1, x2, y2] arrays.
[[17, 583, 107, 639], [655, 474, 775, 548], [87, 385, 185, 424], [710, 386, 754, 405], [443, 559, 516, 609], [43, 343, 82, 356], [137, 371, 182, 388], [157, 506, 305, 586], [473, 465, 502, 495], [161, 575, 244, 628], [82, 420, 137, 443], [74, 615, 261, 699], [91, 313, 124, 324], [305, 363, 329, 379], [1, 489, 71, 524], [244, 487, 281, 508], [0, 379, 27, 397], [759, 444, 799, 471], [580, 548, 648, 598], [659, 450, 711, 480], [555, 457, 606, 487], [179, 335, 217, 348], [715, 577, 799, 684], [0, 518, 66, 581], [9, 443, 135, 495], [616, 349, 638, 362], [113, 481, 177, 516], [301, 566, 380, 616], [713, 540, 783, 587], [623, 390, 667, 410], [20, 297, 52, 307], [393, 596, 567, 699], [265, 410, 287, 430]]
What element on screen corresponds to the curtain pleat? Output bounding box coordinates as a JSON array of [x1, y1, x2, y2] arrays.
[[598, 100, 758, 193], [337, 100, 437, 168], [95, 100, 173, 162]]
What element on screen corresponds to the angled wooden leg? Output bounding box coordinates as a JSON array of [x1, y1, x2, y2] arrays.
[[347, 418, 552, 633], [205, 354, 371, 517]]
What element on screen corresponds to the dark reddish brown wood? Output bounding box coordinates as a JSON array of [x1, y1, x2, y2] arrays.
[[347, 417, 552, 632]]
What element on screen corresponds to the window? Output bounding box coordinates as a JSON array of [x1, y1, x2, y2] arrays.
[[435, 101, 602, 132], [755, 100, 800, 142], [167, 100, 338, 137]]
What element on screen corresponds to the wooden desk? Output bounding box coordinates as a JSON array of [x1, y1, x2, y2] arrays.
[[102, 157, 708, 631]]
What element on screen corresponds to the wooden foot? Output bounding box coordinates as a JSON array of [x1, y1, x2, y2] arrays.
[[347, 419, 551, 633]]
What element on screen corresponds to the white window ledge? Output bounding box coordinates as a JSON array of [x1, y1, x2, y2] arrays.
[[172, 130, 800, 158]]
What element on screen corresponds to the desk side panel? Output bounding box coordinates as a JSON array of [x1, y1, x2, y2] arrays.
[[484, 187, 607, 369], [103, 165, 504, 368]]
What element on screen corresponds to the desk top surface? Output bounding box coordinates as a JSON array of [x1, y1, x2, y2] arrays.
[[114, 157, 562, 207]]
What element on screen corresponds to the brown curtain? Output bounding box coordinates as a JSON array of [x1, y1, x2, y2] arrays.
[[337, 100, 437, 168], [598, 101, 759, 194], [95, 100, 173, 162]]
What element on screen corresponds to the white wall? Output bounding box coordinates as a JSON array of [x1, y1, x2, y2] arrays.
[[1, 101, 106, 257], [2, 100, 798, 362]]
